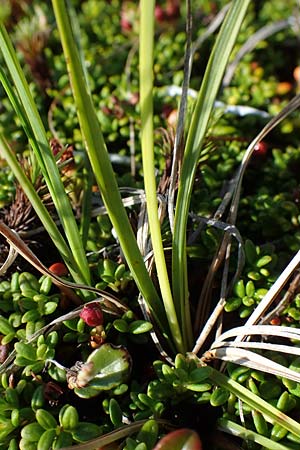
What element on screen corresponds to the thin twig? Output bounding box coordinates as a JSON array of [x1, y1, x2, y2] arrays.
[[259, 271, 300, 324]]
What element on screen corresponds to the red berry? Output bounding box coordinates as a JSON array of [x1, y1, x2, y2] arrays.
[[162, 103, 173, 119], [80, 303, 103, 327], [155, 5, 166, 22], [294, 66, 300, 83], [270, 316, 281, 326], [128, 92, 139, 105], [166, 1, 180, 19], [253, 141, 268, 156], [120, 16, 132, 32], [48, 262, 68, 277]]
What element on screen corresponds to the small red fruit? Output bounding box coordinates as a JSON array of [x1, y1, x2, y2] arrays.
[[162, 104, 173, 119], [80, 303, 103, 327], [155, 5, 166, 22], [48, 262, 68, 277], [166, 0, 180, 19], [120, 16, 132, 32], [293, 66, 300, 83], [253, 141, 268, 156], [270, 316, 281, 326]]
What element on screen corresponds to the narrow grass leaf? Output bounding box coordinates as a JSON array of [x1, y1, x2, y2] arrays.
[[51, 0, 170, 338], [218, 418, 295, 450], [209, 368, 300, 438], [172, 0, 250, 343], [0, 133, 78, 271], [139, 0, 184, 352], [0, 21, 90, 286]]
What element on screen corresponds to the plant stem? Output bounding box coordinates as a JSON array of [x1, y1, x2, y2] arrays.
[[218, 418, 293, 450], [0, 134, 78, 272], [52, 0, 170, 339], [209, 368, 300, 438], [0, 23, 91, 287], [139, 0, 185, 352], [172, 0, 250, 346]]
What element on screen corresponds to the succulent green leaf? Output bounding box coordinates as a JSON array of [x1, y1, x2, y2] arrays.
[[53, 431, 73, 449], [188, 367, 213, 383], [74, 344, 131, 398], [21, 422, 44, 442], [109, 398, 123, 427], [128, 320, 153, 334], [59, 405, 79, 430], [71, 422, 101, 442], [0, 416, 15, 440], [136, 419, 159, 450], [210, 387, 230, 407], [14, 342, 37, 361], [36, 409, 57, 430]]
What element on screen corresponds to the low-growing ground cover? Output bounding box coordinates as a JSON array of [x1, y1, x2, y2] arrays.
[[1, 1, 300, 449]]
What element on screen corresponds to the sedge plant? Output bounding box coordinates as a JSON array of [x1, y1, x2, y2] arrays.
[[0, 0, 251, 354], [2, 1, 300, 448]]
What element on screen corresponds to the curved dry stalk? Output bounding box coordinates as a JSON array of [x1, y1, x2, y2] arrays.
[[0, 220, 128, 313], [203, 324, 300, 383], [91, 189, 146, 218], [235, 249, 300, 342], [18, 190, 146, 239], [205, 346, 300, 383], [0, 244, 18, 275], [137, 292, 174, 365], [191, 3, 231, 60], [59, 420, 172, 450], [0, 299, 115, 374], [193, 231, 231, 336], [259, 271, 300, 324], [223, 18, 293, 87], [214, 324, 300, 342], [193, 94, 300, 354], [170, 3, 231, 76], [229, 94, 300, 224], [212, 340, 300, 358], [192, 217, 244, 352]]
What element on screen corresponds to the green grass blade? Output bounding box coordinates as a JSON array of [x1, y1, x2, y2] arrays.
[[51, 0, 170, 337], [139, 0, 184, 353], [210, 368, 300, 438], [218, 418, 295, 450], [79, 159, 93, 248], [0, 133, 78, 271], [172, 0, 250, 341], [0, 65, 40, 184], [0, 21, 91, 286]]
